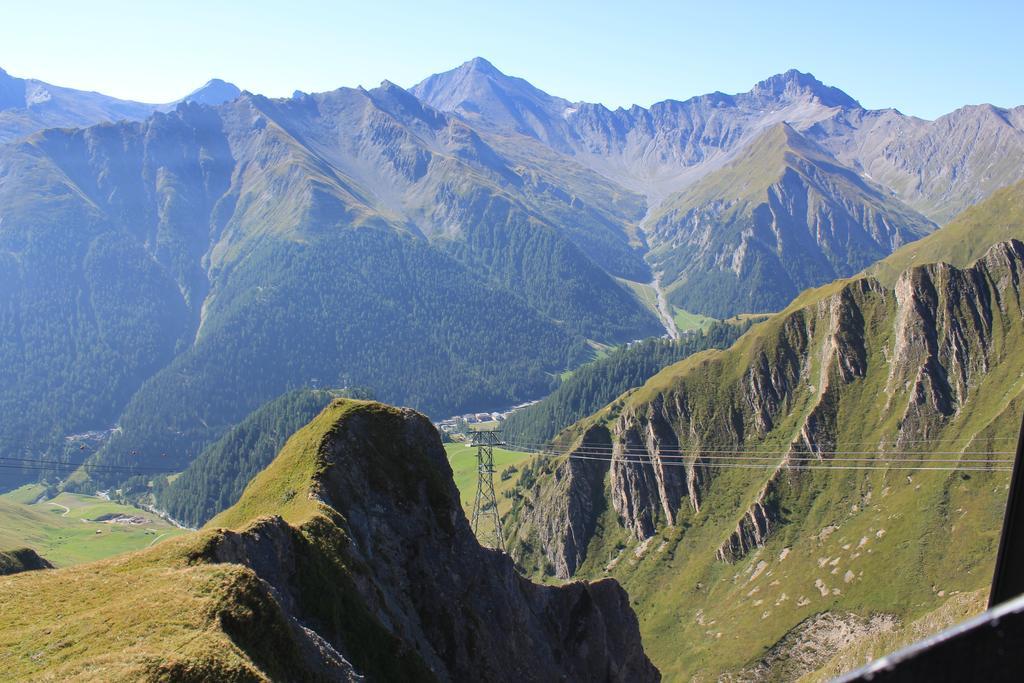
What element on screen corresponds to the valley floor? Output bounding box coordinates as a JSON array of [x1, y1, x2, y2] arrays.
[[445, 443, 533, 520], [0, 485, 187, 567]]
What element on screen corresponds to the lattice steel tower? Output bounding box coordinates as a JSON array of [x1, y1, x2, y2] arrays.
[[470, 429, 505, 551]]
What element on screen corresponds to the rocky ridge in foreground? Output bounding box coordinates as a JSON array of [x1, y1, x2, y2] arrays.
[[0, 400, 659, 682]]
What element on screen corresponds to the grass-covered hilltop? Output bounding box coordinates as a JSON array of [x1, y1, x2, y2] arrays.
[[0, 400, 659, 682], [505, 180, 1024, 680]]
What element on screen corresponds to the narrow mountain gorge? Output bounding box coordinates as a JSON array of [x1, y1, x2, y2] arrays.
[[505, 183, 1024, 678], [0, 400, 659, 681]]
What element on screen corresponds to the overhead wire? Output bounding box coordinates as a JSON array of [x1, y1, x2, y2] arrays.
[[499, 442, 1014, 472], [0, 455, 179, 475], [501, 438, 1015, 456]]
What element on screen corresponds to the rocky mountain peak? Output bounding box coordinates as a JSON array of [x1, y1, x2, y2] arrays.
[[749, 68, 860, 109], [0, 399, 661, 680], [367, 78, 446, 128], [201, 400, 663, 680], [0, 66, 26, 110], [411, 55, 567, 118], [463, 55, 503, 76], [182, 78, 241, 106]]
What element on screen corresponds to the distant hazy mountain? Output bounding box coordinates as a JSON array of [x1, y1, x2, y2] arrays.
[[181, 78, 241, 106], [0, 66, 241, 142], [413, 63, 859, 200], [414, 59, 1024, 224], [810, 102, 1024, 222], [412, 59, 1024, 318]]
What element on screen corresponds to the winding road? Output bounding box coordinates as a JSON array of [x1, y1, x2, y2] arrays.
[[47, 502, 70, 517]]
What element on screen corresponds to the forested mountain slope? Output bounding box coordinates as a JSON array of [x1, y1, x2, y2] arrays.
[[155, 388, 341, 527], [0, 400, 659, 681], [505, 184, 1024, 679], [503, 322, 748, 447], [0, 82, 660, 489], [5, 60, 1024, 497]]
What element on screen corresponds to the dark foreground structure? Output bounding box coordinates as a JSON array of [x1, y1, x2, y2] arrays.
[[838, 592, 1024, 682]]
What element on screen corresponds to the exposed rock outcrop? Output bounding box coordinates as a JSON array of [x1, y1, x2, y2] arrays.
[[509, 424, 613, 578], [201, 401, 661, 682], [0, 547, 52, 575], [512, 240, 1024, 574], [0, 402, 659, 681]]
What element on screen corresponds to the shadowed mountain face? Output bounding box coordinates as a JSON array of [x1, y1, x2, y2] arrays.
[[0, 401, 661, 681]]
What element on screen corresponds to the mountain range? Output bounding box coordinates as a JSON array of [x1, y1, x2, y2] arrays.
[[2, 57, 1024, 682], [0, 66, 241, 143], [413, 59, 1024, 312], [2, 58, 1023, 499]]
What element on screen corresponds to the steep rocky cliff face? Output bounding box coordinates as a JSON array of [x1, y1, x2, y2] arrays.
[[511, 240, 1023, 576], [509, 424, 615, 578], [0, 547, 52, 575], [0, 401, 659, 682], [648, 124, 934, 316], [506, 232, 1024, 677]]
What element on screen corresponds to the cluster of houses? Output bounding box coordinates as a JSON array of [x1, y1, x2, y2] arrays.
[[435, 400, 540, 437], [436, 412, 505, 436]]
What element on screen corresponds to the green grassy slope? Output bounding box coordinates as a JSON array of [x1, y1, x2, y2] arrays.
[[507, 184, 1024, 678], [672, 307, 718, 333], [0, 401, 437, 681], [445, 443, 533, 519], [0, 399, 657, 681], [157, 388, 342, 527], [868, 178, 1024, 285]]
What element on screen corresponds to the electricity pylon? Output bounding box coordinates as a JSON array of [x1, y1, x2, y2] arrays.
[[470, 428, 505, 551]]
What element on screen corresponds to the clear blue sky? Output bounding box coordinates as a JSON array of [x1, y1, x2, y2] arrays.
[[2, 0, 1020, 119]]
